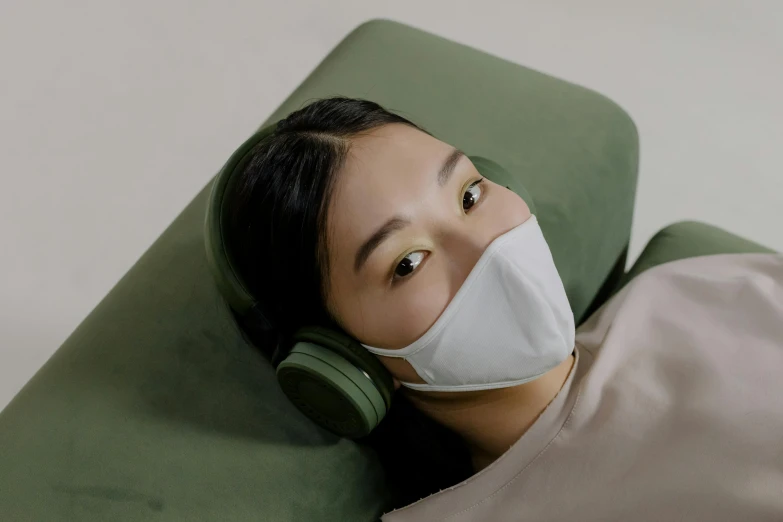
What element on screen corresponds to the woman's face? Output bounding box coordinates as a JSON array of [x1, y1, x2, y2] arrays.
[[326, 123, 531, 385]]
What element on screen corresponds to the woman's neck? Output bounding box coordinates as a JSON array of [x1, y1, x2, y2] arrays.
[[403, 352, 575, 472]]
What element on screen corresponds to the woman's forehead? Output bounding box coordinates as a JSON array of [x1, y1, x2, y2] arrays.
[[336, 124, 451, 212], [348, 124, 447, 171]]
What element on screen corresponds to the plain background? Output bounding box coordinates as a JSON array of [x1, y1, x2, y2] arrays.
[[1, 0, 781, 412]]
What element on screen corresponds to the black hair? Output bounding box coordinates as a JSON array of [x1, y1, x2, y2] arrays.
[[225, 97, 474, 508]]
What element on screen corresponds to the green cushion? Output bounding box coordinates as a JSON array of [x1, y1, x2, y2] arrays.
[[0, 19, 638, 521], [0, 183, 391, 521], [620, 221, 776, 291]]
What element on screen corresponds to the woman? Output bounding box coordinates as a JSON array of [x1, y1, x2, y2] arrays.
[[226, 97, 783, 521]]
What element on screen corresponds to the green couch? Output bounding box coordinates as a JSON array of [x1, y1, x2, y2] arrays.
[[0, 19, 774, 522]]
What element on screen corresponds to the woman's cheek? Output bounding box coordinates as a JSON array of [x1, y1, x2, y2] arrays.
[[336, 262, 450, 350], [386, 267, 451, 347]]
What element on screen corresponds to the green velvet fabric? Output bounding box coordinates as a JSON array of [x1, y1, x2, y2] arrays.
[[0, 182, 391, 521], [0, 19, 638, 521]]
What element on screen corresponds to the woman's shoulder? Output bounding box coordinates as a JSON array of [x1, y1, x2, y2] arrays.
[[619, 252, 783, 317], [632, 252, 782, 283], [576, 252, 783, 353]]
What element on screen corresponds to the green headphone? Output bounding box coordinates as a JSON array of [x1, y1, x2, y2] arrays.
[[204, 122, 534, 439]]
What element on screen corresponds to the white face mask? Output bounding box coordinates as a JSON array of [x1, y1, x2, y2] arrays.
[[363, 215, 575, 392]]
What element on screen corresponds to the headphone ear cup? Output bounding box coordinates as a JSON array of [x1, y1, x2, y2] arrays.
[[277, 342, 388, 438]]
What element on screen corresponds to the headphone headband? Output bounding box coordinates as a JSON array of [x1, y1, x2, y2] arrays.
[[204, 124, 278, 316]]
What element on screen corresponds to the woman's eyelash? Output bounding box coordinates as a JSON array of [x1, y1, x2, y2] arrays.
[[463, 177, 485, 212], [391, 251, 426, 284]]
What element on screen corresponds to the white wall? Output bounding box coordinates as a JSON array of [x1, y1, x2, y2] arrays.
[[1, 0, 781, 412]]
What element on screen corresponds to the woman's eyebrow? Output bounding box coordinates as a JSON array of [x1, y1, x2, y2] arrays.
[[354, 216, 410, 273], [438, 148, 465, 187]]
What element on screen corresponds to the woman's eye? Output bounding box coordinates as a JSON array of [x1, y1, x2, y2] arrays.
[[394, 251, 426, 279], [463, 179, 484, 212]]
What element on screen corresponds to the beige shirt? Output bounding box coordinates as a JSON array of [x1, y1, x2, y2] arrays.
[[382, 254, 783, 522]]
